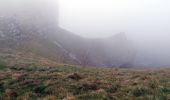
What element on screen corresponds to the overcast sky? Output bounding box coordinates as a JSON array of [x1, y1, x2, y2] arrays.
[[0, 0, 170, 66], [59, 0, 170, 66], [59, 0, 170, 39]]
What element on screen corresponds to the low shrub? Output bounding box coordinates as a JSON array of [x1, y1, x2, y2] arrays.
[[0, 59, 7, 70]]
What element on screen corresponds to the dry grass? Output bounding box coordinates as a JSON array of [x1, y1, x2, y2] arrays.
[[0, 63, 170, 100]]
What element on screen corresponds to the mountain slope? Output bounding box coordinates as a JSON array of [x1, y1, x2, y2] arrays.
[[0, 0, 136, 67], [0, 16, 136, 67]]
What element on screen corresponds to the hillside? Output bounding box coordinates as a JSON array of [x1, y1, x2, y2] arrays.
[[0, 16, 136, 67], [0, 0, 137, 67], [0, 63, 169, 99], [0, 1, 170, 100]]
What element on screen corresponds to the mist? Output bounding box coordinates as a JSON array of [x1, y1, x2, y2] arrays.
[[0, 1, 170, 99], [0, 0, 170, 67], [59, 0, 170, 67]]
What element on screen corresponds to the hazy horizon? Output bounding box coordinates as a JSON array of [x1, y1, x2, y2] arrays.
[[0, 0, 170, 67], [0, 1, 169, 99], [59, 0, 170, 67], [59, 0, 170, 39]]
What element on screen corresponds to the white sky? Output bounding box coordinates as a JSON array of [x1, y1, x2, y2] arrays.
[[0, 0, 170, 66], [59, 0, 170, 66], [59, 0, 170, 39]]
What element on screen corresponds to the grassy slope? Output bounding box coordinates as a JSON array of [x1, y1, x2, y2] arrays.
[[0, 61, 170, 100], [0, 51, 59, 67]]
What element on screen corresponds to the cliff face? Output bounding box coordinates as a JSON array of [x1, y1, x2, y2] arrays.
[[0, 1, 136, 67]]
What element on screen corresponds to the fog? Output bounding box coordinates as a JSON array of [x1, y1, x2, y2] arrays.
[[0, 0, 170, 67], [59, 0, 170, 67], [0, 0, 58, 27]]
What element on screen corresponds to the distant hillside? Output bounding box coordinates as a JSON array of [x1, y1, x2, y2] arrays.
[[0, 0, 136, 67], [0, 16, 136, 67]]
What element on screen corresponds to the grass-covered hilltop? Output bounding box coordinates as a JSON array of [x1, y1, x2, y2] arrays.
[[0, 59, 170, 100]]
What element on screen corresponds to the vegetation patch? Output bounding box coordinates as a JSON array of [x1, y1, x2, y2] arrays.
[[132, 86, 148, 97], [0, 59, 7, 70], [106, 84, 120, 93], [0, 64, 169, 100], [67, 73, 83, 80]]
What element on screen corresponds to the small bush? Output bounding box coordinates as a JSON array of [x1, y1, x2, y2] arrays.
[[0, 82, 5, 93], [33, 85, 47, 96], [72, 82, 98, 95], [67, 73, 83, 80], [132, 87, 148, 97], [0, 59, 6, 70], [154, 86, 170, 100], [26, 66, 37, 72], [5, 88, 17, 98], [106, 84, 120, 93], [148, 81, 158, 89]]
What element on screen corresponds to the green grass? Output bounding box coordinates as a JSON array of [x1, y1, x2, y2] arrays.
[[0, 59, 6, 70], [0, 64, 169, 100]]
